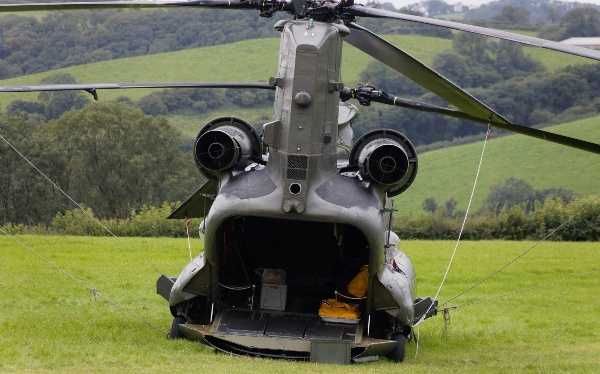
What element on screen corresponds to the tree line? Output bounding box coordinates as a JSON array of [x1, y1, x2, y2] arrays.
[[2, 177, 597, 241], [0, 3, 449, 81], [5, 71, 275, 123], [396, 195, 599, 241], [465, 0, 600, 36], [353, 33, 600, 146], [138, 88, 274, 116], [0, 102, 199, 225], [0, 9, 283, 79], [422, 177, 576, 218], [397, 178, 599, 241]]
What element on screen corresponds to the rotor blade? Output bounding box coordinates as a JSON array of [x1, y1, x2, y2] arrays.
[[486, 119, 600, 155], [348, 5, 600, 62], [0, 0, 263, 12], [345, 22, 509, 124], [380, 95, 600, 154], [0, 81, 275, 95]]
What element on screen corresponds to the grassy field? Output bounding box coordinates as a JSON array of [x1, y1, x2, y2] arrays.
[[1, 235, 598, 373], [0, 35, 449, 108], [166, 106, 273, 139], [0, 33, 593, 108], [0, 10, 48, 20], [395, 115, 600, 215]]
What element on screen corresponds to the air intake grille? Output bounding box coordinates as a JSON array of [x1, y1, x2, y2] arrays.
[[287, 168, 307, 180], [287, 155, 308, 181], [288, 155, 308, 169]]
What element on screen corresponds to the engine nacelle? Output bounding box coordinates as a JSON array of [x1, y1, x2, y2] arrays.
[[194, 117, 261, 177], [349, 129, 418, 197]]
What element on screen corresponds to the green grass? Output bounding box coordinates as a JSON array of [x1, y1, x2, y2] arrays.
[[1, 235, 598, 373], [0, 11, 48, 20], [395, 115, 600, 216], [165, 106, 273, 139], [501, 28, 594, 70], [0, 32, 591, 109], [526, 48, 592, 71]]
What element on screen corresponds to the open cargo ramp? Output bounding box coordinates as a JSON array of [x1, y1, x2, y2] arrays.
[[178, 310, 397, 363]]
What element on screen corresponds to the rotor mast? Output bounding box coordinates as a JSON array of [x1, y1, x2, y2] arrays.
[[265, 19, 348, 214]]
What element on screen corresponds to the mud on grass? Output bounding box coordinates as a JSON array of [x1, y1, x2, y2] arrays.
[[1, 236, 598, 373]]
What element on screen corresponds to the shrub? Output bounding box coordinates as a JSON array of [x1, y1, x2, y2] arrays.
[[396, 195, 599, 241], [0, 223, 49, 235], [532, 198, 568, 239], [47, 203, 201, 237], [51, 208, 105, 236], [138, 94, 168, 116], [496, 206, 536, 240], [122, 203, 200, 237], [563, 196, 600, 241], [5, 196, 599, 241]]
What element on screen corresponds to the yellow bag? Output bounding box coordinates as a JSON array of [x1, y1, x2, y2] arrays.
[[347, 265, 368, 298], [318, 298, 360, 321]]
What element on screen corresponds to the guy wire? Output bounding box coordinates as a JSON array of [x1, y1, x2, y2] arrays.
[[443, 216, 577, 306], [0, 228, 165, 333], [0, 130, 165, 275], [418, 124, 492, 325]]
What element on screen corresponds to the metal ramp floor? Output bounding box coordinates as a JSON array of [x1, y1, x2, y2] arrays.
[[216, 310, 359, 342], [179, 309, 397, 362]]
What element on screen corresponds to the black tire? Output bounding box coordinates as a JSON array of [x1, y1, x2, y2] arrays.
[[388, 333, 407, 363], [168, 315, 186, 339]]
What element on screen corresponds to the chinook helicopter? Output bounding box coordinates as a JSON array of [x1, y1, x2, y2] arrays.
[[2, 0, 600, 365]]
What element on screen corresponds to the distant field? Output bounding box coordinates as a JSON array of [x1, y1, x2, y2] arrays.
[[166, 106, 273, 139], [1, 235, 598, 373], [0, 35, 450, 108], [0, 32, 593, 109], [395, 115, 600, 215], [0, 10, 47, 19]]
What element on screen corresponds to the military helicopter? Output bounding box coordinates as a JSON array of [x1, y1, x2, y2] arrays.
[[2, 0, 600, 365]]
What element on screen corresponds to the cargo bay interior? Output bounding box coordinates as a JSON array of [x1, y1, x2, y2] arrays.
[[216, 217, 371, 317]]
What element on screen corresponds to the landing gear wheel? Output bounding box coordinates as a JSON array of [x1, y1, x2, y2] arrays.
[[168, 315, 186, 339], [388, 333, 407, 362]]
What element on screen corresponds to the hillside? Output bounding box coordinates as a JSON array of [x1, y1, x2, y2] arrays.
[[166, 108, 272, 139], [0, 35, 447, 107], [394, 115, 600, 215], [0, 33, 592, 108]]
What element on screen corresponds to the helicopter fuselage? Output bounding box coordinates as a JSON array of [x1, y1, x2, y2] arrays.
[[162, 19, 422, 363]]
